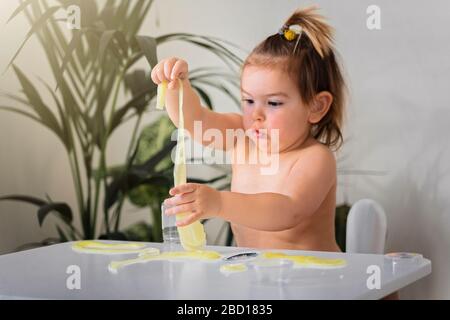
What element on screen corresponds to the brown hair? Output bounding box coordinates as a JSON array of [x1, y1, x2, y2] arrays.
[[243, 6, 346, 150]]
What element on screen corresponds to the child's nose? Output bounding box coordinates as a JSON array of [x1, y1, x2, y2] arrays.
[[251, 105, 265, 121]]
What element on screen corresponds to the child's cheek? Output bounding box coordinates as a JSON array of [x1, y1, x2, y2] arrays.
[[267, 114, 292, 144], [265, 116, 283, 135], [242, 109, 253, 129]]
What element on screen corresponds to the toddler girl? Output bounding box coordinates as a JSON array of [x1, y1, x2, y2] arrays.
[[151, 7, 346, 252]]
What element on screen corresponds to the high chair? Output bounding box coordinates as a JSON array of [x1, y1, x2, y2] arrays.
[[346, 199, 387, 254]]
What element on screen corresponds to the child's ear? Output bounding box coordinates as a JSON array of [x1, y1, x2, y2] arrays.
[[308, 91, 333, 124]]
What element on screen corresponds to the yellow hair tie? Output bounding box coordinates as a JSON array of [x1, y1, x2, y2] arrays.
[[284, 29, 297, 41], [279, 24, 303, 41]]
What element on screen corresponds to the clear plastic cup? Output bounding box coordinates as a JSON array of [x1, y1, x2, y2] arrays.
[[161, 202, 180, 248], [247, 259, 294, 284], [384, 252, 423, 274]]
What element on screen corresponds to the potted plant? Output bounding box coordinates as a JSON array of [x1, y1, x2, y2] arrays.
[[0, 0, 243, 246]]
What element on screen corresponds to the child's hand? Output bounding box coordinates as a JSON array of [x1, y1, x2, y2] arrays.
[[163, 183, 222, 227], [150, 57, 188, 90]]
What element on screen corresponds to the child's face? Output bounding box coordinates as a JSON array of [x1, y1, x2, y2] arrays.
[[241, 65, 312, 153]]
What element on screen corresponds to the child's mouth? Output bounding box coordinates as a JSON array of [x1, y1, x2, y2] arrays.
[[254, 129, 266, 139]]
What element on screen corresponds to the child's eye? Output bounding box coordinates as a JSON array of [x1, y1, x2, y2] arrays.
[[268, 101, 283, 107], [242, 98, 254, 105]]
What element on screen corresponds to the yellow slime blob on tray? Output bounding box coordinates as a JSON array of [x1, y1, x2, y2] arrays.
[[108, 250, 221, 273], [220, 263, 248, 275], [262, 252, 346, 268], [156, 80, 206, 251], [72, 241, 159, 255]]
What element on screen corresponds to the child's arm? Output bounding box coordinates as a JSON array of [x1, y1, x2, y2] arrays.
[[164, 146, 336, 231], [151, 57, 243, 150]]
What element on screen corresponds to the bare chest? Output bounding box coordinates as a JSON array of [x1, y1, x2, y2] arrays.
[[230, 139, 300, 194]]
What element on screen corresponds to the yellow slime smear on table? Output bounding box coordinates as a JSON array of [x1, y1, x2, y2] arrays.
[[262, 252, 346, 268], [108, 250, 221, 273], [157, 80, 206, 251], [72, 241, 160, 255], [220, 263, 248, 275]]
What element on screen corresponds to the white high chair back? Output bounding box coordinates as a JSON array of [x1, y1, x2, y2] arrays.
[[346, 199, 387, 254]]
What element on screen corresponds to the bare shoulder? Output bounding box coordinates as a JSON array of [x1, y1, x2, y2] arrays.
[[288, 141, 336, 185], [300, 142, 335, 167], [280, 140, 337, 218]]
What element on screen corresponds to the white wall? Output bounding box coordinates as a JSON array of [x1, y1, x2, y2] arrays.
[[1, 0, 450, 299]]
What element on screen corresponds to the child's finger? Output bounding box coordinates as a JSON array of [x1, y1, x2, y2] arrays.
[[156, 67, 166, 84], [176, 213, 199, 227], [170, 60, 188, 81], [165, 192, 195, 207], [150, 67, 160, 84], [164, 57, 178, 81], [166, 203, 195, 216], [168, 79, 178, 90], [169, 183, 197, 196]]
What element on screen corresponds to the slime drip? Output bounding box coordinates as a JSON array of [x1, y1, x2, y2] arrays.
[[156, 80, 206, 251]]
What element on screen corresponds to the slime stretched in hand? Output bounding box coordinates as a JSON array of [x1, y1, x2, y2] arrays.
[[156, 80, 207, 251]]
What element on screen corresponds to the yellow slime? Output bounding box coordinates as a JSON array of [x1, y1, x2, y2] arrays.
[[220, 263, 248, 275], [71, 241, 159, 255], [156, 80, 206, 251], [108, 250, 221, 273], [262, 252, 346, 268]]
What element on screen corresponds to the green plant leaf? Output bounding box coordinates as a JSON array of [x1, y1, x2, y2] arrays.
[[156, 33, 243, 70], [37, 202, 73, 227], [134, 140, 177, 174], [335, 203, 351, 252], [12, 65, 63, 138], [55, 224, 69, 242], [123, 221, 153, 242], [123, 69, 155, 111], [0, 195, 77, 239], [191, 84, 213, 110], [190, 68, 239, 87], [0, 195, 73, 228], [1, 91, 33, 107], [98, 30, 126, 64], [135, 36, 158, 69], [98, 1, 115, 29], [78, 0, 98, 27], [194, 78, 241, 108], [123, 51, 145, 72], [6, 0, 36, 24], [58, 30, 82, 76], [115, 0, 131, 30], [110, 86, 157, 134], [6, 5, 61, 71], [0, 106, 42, 123], [38, 78, 72, 150], [127, 179, 171, 209], [98, 231, 128, 241], [0, 195, 46, 207], [105, 172, 170, 212], [39, 1, 85, 92], [126, 1, 154, 38], [19, 2, 85, 125]]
